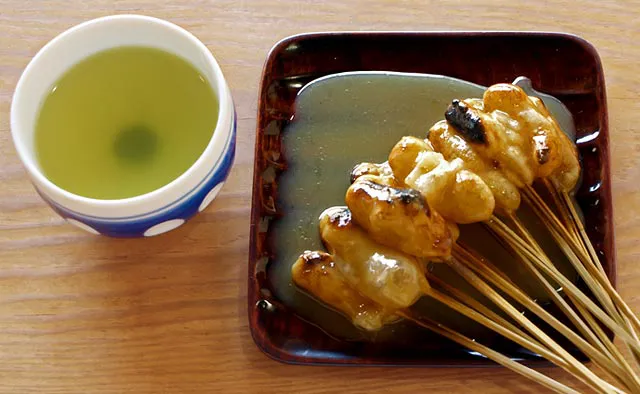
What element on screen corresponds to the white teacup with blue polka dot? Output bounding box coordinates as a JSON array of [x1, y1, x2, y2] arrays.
[[11, 15, 236, 237]]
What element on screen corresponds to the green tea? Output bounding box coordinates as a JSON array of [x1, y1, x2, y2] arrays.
[[35, 46, 218, 200]]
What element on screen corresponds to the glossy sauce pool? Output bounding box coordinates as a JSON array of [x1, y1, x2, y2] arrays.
[[268, 72, 580, 343]]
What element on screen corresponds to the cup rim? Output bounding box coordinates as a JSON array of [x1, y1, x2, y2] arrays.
[[10, 14, 232, 216]]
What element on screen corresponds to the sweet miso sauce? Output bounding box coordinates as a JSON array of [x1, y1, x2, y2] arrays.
[[269, 72, 579, 342]]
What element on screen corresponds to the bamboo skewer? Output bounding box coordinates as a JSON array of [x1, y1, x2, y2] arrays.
[[508, 194, 640, 375], [509, 207, 640, 385], [420, 183, 640, 393], [581, 306, 640, 393], [397, 311, 582, 394], [456, 242, 629, 387], [479, 218, 640, 392], [558, 190, 640, 354], [419, 276, 611, 390], [490, 215, 640, 388], [410, 179, 640, 393], [427, 287, 580, 375], [568, 298, 640, 392], [505, 213, 612, 346], [522, 187, 625, 326], [553, 185, 640, 336], [510, 211, 620, 329], [413, 184, 640, 394], [487, 216, 640, 354], [493, 220, 616, 358], [444, 257, 621, 394], [524, 183, 640, 370], [527, 182, 640, 367], [451, 246, 632, 392], [428, 275, 541, 347], [403, 182, 640, 392], [524, 184, 638, 334], [429, 273, 636, 392]]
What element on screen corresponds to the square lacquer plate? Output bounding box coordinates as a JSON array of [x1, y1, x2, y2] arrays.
[[249, 32, 613, 366]]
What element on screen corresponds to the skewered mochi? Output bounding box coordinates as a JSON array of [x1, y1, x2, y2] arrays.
[[319, 207, 429, 310], [291, 250, 398, 331], [387, 136, 495, 224], [346, 172, 458, 259], [350, 161, 394, 184], [435, 84, 580, 205], [427, 121, 521, 214]]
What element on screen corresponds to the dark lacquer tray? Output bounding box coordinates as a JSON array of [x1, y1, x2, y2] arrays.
[[248, 32, 613, 366]]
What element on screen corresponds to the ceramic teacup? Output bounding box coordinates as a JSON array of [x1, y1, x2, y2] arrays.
[[11, 15, 235, 237]]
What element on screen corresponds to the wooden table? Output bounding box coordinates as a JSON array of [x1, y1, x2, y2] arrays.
[[0, 1, 638, 392]]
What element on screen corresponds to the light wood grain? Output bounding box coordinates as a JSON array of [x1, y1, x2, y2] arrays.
[[0, 0, 639, 392]]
